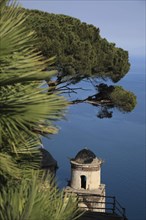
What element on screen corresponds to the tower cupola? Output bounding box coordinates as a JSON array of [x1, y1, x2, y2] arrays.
[[70, 148, 103, 190], [65, 148, 105, 212]]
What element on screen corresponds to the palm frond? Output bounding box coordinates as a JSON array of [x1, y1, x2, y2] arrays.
[[0, 1, 79, 219], [0, 1, 57, 85], [0, 0, 68, 154], [0, 172, 82, 220], [0, 83, 67, 153], [0, 153, 20, 179]]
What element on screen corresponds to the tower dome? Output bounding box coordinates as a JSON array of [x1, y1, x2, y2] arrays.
[[74, 148, 96, 164]]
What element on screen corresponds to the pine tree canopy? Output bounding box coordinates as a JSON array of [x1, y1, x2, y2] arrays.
[[23, 8, 130, 83], [22, 8, 137, 117]]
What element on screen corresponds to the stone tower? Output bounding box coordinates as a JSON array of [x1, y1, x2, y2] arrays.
[[65, 148, 106, 212]]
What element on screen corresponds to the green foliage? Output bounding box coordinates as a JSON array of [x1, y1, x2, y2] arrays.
[[0, 1, 57, 86], [0, 1, 81, 219], [85, 83, 137, 118], [21, 7, 137, 116], [0, 172, 81, 220], [0, 83, 67, 153], [110, 86, 137, 112], [23, 9, 130, 84], [0, 153, 20, 179], [96, 83, 137, 112], [0, 0, 67, 182]]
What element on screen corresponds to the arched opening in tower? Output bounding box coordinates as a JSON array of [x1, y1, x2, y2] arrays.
[[81, 175, 87, 189]]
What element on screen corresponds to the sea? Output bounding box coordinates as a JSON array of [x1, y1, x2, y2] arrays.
[[43, 55, 145, 220]]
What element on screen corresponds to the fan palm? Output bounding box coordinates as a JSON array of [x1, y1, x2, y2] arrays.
[[0, 172, 81, 220], [0, 0, 67, 179], [0, 1, 81, 219]]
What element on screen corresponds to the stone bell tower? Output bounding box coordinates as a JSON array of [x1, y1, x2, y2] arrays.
[[65, 148, 106, 212]]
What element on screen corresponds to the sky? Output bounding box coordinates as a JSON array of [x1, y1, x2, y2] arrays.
[[19, 0, 145, 57]]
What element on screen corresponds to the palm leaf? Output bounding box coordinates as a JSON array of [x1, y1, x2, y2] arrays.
[[0, 153, 20, 179], [0, 172, 83, 220], [0, 1, 57, 85], [0, 1, 80, 219], [0, 83, 67, 153]]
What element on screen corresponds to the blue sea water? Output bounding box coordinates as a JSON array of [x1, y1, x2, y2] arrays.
[[43, 56, 145, 220]]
